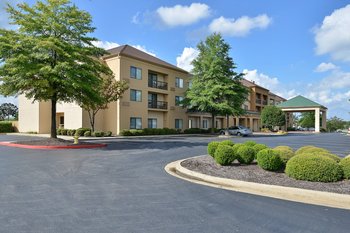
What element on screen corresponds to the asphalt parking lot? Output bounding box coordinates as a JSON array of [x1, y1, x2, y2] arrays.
[[0, 133, 349, 233]]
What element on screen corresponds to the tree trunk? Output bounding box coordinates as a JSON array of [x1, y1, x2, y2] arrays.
[[50, 97, 57, 138], [88, 110, 95, 133], [225, 114, 230, 136], [211, 112, 215, 134]]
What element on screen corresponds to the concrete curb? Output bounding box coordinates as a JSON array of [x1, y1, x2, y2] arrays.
[[165, 156, 350, 210], [0, 141, 107, 150]]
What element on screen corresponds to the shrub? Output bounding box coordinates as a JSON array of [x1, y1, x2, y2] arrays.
[[92, 131, 104, 137], [75, 128, 91, 136], [340, 157, 350, 179], [274, 146, 293, 152], [285, 154, 343, 182], [236, 145, 255, 164], [105, 131, 113, 137], [83, 131, 91, 137], [56, 128, 62, 135], [214, 145, 236, 166], [252, 144, 269, 158], [60, 129, 68, 135], [220, 140, 234, 147], [244, 140, 257, 147], [207, 141, 220, 157], [232, 143, 244, 154], [320, 128, 327, 133], [295, 146, 329, 155], [120, 128, 180, 136], [67, 129, 76, 136], [273, 148, 294, 165], [0, 121, 13, 133], [256, 149, 283, 171]]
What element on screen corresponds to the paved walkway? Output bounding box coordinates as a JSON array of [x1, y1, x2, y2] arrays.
[[0, 133, 349, 232]]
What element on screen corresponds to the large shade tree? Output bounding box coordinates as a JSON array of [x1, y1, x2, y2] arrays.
[[184, 33, 248, 133], [0, 0, 112, 138], [261, 105, 286, 130], [0, 103, 18, 121]]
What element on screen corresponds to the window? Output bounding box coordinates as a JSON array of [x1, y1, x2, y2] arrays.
[[175, 77, 184, 88], [244, 105, 248, 110], [148, 118, 157, 128], [130, 89, 142, 102], [130, 117, 142, 129], [202, 119, 208, 129], [175, 119, 183, 129], [188, 81, 192, 89], [175, 96, 184, 106], [130, 66, 142, 79]]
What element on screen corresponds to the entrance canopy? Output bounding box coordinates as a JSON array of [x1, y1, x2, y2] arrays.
[[277, 95, 327, 133]]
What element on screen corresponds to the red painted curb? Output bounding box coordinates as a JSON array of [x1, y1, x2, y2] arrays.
[[0, 141, 107, 150]]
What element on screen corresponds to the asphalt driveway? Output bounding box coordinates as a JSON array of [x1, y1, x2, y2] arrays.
[[0, 133, 349, 233]]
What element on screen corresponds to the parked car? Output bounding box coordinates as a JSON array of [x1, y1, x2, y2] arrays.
[[219, 126, 252, 136]]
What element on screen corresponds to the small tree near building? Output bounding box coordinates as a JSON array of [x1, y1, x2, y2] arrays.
[[184, 33, 248, 133], [261, 105, 286, 130], [0, 0, 112, 138], [299, 112, 315, 129], [80, 76, 128, 132], [0, 103, 18, 121], [327, 116, 346, 132]]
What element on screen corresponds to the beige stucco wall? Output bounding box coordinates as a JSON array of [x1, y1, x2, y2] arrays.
[[18, 95, 40, 133]]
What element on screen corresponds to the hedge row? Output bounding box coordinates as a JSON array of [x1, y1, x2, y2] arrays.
[[57, 128, 113, 137], [0, 121, 13, 133], [120, 128, 181, 136]]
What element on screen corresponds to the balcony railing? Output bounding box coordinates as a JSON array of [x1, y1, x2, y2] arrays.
[[148, 80, 168, 90], [256, 99, 262, 104], [148, 101, 168, 110], [262, 100, 268, 105]]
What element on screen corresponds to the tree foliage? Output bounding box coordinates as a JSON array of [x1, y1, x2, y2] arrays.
[[0, 103, 18, 120], [299, 112, 315, 128], [80, 76, 128, 132], [261, 105, 286, 129], [184, 33, 248, 133], [0, 0, 112, 138], [327, 116, 346, 132]]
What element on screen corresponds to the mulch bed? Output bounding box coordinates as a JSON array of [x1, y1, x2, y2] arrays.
[[181, 155, 350, 194], [13, 138, 93, 146]]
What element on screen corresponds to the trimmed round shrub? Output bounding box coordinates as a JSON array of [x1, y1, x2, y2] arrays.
[[232, 143, 244, 154], [244, 140, 257, 147], [84, 131, 91, 137], [236, 145, 255, 164], [273, 148, 294, 165], [105, 131, 113, 137], [214, 145, 236, 166], [340, 157, 350, 179], [252, 144, 269, 158], [295, 146, 329, 155], [274, 146, 293, 152], [56, 128, 62, 135], [75, 128, 91, 136], [220, 140, 234, 147], [207, 141, 220, 157], [61, 129, 68, 135], [92, 131, 104, 137], [285, 153, 343, 182], [257, 149, 283, 171]]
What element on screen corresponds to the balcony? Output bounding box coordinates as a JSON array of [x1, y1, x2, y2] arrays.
[[148, 101, 168, 110], [262, 100, 268, 105], [256, 99, 262, 104], [148, 80, 168, 90]]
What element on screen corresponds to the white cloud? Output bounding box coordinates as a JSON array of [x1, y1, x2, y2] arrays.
[[176, 47, 199, 72], [314, 4, 350, 62], [156, 3, 210, 27], [209, 14, 272, 37], [242, 69, 297, 99], [92, 41, 156, 57], [0, 96, 17, 105], [131, 12, 140, 24], [314, 62, 338, 72]]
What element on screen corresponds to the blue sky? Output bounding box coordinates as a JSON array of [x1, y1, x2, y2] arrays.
[[1, 0, 350, 120]]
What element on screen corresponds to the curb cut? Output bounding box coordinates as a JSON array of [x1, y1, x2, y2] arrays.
[[0, 141, 107, 150], [165, 157, 350, 210]]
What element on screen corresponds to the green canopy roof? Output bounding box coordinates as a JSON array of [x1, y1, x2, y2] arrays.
[[277, 95, 327, 109]]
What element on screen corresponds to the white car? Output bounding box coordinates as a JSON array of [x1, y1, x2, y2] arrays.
[[219, 126, 252, 136]]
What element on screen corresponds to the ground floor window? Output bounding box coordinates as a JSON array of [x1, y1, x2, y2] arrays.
[[148, 118, 157, 128], [175, 119, 183, 129], [202, 119, 208, 129], [130, 117, 142, 129]]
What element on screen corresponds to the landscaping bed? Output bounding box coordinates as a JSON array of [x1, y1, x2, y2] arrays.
[[13, 138, 91, 146], [181, 155, 350, 194]]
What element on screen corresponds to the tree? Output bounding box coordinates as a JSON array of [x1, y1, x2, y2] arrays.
[[327, 116, 346, 132], [184, 33, 248, 133], [80, 76, 128, 132], [261, 105, 286, 129], [0, 0, 112, 138], [0, 103, 18, 121], [299, 112, 315, 128]]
